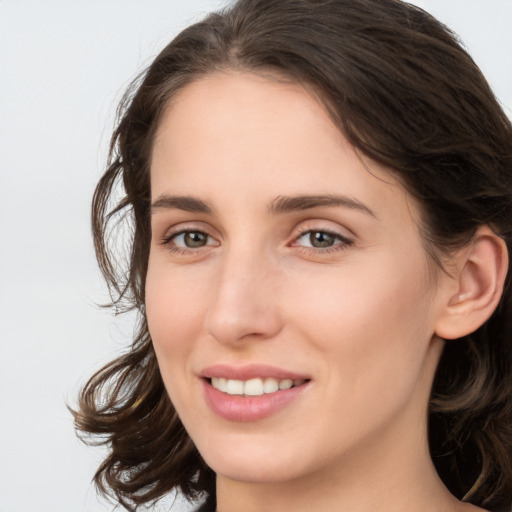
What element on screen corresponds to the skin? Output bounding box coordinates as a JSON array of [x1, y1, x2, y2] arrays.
[[146, 72, 487, 512]]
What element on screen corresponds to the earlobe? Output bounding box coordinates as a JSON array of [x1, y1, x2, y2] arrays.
[[435, 226, 508, 340]]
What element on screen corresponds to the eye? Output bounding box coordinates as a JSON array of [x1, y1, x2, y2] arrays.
[[164, 230, 218, 250], [294, 230, 352, 250]]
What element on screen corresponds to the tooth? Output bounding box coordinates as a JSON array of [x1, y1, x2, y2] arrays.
[[226, 379, 244, 395], [218, 378, 227, 392], [279, 379, 293, 390], [263, 378, 279, 393], [244, 378, 264, 396], [213, 376, 302, 395], [211, 377, 227, 392]]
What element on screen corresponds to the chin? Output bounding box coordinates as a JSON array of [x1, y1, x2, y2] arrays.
[[208, 457, 306, 485], [194, 432, 312, 484]]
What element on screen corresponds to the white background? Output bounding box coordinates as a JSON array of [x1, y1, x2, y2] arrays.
[[1, 1, 511, 511]]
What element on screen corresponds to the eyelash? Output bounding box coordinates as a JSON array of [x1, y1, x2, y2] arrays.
[[160, 227, 353, 255], [291, 228, 353, 254], [161, 229, 218, 254]]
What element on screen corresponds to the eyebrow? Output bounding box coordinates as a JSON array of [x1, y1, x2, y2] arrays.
[[151, 193, 377, 218], [151, 195, 212, 213], [268, 194, 377, 218]]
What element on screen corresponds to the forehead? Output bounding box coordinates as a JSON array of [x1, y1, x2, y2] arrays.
[[152, 71, 342, 166], [150, 71, 417, 225]]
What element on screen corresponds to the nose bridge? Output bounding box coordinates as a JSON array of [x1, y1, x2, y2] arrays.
[[205, 242, 281, 345]]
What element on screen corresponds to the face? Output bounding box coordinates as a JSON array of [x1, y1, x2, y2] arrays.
[[146, 72, 448, 485]]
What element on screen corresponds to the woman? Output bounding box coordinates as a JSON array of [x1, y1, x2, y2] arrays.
[[74, 0, 512, 511]]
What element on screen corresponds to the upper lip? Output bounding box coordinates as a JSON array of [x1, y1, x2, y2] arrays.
[[199, 364, 311, 381]]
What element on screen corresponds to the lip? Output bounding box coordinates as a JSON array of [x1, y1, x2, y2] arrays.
[[200, 364, 311, 422], [199, 363, 310, 381]]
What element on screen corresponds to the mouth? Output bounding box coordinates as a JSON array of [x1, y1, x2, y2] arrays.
[[200, 366, 311, 421], [207, 376, 309, 396]]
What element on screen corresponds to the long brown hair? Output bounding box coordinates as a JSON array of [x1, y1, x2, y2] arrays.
[[73, 1, 512, 510]]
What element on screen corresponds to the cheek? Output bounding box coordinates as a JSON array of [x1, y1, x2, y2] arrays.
[[145, 259, 208, 390], [290, 253, 430, 338], [286, 252, 434, 403]]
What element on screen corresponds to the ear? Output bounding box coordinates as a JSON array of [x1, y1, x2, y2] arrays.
[[434, 226, 508, 340]]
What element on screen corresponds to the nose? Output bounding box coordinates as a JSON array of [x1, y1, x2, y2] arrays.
[[204, 248, 282, 346]]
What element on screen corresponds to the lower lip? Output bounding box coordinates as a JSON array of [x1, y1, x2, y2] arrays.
[[202, 380, 309, 422]]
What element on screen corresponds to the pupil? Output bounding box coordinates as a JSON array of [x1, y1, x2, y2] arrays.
[[310, 231, 334, 248], [185, 232, 207, 247]]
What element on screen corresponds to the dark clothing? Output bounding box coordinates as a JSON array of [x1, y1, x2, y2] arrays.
[[194, 494, 216, 512]]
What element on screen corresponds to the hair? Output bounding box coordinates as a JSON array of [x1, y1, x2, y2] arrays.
[[73, 0, 512, 511]]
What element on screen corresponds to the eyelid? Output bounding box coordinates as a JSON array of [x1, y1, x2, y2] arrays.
[[156, 220, 354, 255], [290, 219, 353, 240], [166, 230, 217, 246], [288, 221, 355, 254], [159, 222, 220, 253], [293, 229, 352, 246], [159, 220, 216, 240]]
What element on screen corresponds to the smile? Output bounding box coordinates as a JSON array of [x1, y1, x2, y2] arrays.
[[210, 377, 307, 396]]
